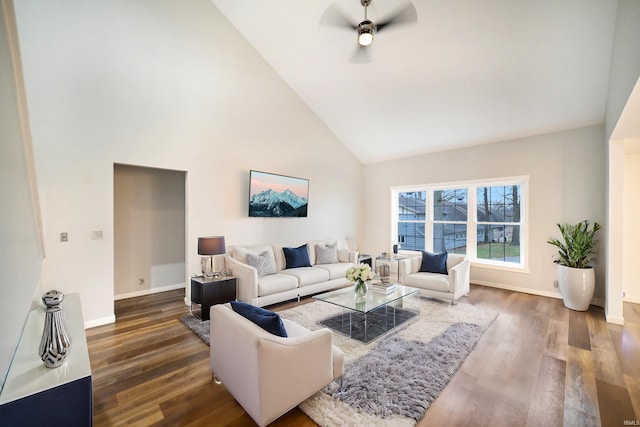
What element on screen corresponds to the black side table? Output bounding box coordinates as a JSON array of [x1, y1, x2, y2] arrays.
[[190, 276, 237, 321]]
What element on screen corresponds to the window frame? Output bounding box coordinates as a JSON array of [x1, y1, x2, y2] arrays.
[[391, 176, 529, 273]]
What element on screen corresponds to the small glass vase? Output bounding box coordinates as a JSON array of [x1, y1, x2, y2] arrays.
[[354, 280, 367, 298]]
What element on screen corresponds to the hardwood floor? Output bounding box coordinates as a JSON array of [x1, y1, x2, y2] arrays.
[[87, 286, 640, 426]]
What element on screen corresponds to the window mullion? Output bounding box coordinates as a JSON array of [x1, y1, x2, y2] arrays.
[[467, 185, 478, 260], [425, 190, 434, 252]]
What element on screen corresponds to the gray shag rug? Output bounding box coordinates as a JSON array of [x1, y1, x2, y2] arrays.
[[180, 314, 210, 345], [318, 306, 417, 344], [180, 297, 497, 427], [328, 322, 483, 421]]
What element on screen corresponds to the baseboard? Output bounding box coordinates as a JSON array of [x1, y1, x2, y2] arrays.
[[624, 295, 640, 304], [605, 313, 625, 325], [472, 280, 563, 300], [114, 283, 186, 301], [471, 280, 605, 308], [84, 315, 116, 329]]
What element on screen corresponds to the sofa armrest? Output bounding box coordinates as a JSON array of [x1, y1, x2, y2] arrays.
[[399, 256, 421, 282], [224, 254, 259, 304], [448, 258, 470, 295], [211, 304, 336, 427], [257, 329, 334, 425]]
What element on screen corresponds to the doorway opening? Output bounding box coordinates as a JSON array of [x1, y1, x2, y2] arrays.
[[113, 164, 187, 303]]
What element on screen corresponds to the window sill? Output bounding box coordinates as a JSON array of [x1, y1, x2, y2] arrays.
[[471, 260, 529, 274]]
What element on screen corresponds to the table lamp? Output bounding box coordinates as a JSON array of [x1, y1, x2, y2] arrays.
[[198, 236, 226, 278]]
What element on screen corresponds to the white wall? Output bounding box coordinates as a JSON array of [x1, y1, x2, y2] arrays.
[[13, 0, 362, 326], [605, 0, 640, 140], [623, 151, 640, 303], [605, 0, 640, 323], [363, 126, 607, 302], [114, 165, 186, 299], [0, 0, 43, 390]]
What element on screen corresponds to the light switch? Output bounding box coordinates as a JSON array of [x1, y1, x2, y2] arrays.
[[60, 232, 68, 242]]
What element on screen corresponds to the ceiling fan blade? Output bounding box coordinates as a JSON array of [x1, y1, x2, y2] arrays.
[[350, 44, 371, 64], [320, 3, 357, 30], [376, 1, 417, 32]]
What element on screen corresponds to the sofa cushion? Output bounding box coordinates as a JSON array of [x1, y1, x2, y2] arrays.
[[282, 267, 330, 286], [257, 273, 299, 296], [314, 262, 354, 280], [404, 272, 451, 293], [230, 301, 287, 337], [283, 244, 312, 269], [420, 251, 448, 275], [246, 251, 277, 277], [315, 244, 338, 265]]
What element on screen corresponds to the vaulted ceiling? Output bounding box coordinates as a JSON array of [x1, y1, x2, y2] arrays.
[[210, 0, 619, 164]]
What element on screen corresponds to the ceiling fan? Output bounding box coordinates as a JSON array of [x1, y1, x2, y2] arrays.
[[321, 0, 417, 61]]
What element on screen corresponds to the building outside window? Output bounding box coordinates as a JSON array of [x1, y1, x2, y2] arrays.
[[397, 191, 426, 251], [433, 188, 467, 255]]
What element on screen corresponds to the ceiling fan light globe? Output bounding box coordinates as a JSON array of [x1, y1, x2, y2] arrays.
[[357, 20, 376, 46], [358, 32, 373, 46]]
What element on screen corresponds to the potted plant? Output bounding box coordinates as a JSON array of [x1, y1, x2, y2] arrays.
[[547, 220, 601, 311]]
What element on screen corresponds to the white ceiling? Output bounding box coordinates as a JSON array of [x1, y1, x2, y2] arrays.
[[210, 0, 619, 164]]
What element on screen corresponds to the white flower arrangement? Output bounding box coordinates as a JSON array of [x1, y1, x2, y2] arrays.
[[345, 263, 375, 283]]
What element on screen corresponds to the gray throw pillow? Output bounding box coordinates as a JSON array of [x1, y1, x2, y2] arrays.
[[246, 251, 277, 277], [316, 244, 338, 265]]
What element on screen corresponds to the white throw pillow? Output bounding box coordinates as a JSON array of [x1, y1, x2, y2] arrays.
[[337, 248, 350, 263], [315, 244, 338, 265], [246, 251, 277, 277], [233, 245, 273, 265]]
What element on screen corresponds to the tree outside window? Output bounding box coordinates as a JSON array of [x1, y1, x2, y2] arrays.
[[476, 185, 521, 263]]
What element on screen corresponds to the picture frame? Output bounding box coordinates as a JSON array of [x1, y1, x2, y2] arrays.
[[248, 170, 309, 217]]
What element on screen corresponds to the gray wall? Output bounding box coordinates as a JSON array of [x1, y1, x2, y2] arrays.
[[362, 126, 607, 303]]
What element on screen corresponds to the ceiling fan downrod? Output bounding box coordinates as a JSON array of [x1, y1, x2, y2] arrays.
[[357, 0, 376, 46]]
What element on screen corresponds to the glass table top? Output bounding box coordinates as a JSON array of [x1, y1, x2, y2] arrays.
[[313, 284, 419, 314]]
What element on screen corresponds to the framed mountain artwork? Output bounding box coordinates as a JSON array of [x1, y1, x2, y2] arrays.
[[248, 170, 309, 217]]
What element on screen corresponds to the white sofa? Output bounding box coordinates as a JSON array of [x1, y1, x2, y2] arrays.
[[222, 239, 358, 307], [210, 303, 344, 427], [399, 253, 470, 304]]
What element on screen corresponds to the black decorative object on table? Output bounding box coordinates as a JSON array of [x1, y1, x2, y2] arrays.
[[39, 290, 71, 368]]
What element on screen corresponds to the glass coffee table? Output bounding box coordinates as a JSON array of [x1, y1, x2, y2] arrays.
[[313, 284, 420, 344]]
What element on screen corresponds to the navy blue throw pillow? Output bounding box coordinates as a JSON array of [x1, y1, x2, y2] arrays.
[[283, 244, 312, 269], [230, 301, 288, 337], [419, 251, 448, 275]]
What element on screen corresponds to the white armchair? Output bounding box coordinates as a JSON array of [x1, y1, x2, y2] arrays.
[[399, 253, 470, 304], [210, 304, 344, 427]]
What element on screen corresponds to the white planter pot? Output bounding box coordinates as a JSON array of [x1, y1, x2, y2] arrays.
[[557, 264, 595, 311]]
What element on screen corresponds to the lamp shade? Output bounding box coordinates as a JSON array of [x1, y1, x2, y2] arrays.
[[198, 236, 226, 256]]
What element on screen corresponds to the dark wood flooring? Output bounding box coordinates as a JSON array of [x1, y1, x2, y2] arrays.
[[86, 285, 640, 426]]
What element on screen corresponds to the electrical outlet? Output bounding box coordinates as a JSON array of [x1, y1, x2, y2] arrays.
[[60, 232, 68, 242], [138, 278, 145, 286], [92, 230, 104, 240], [553, 280, 558, 288]]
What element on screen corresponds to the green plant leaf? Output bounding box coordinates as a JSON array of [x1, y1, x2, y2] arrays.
[[547, 220, 600, 268]]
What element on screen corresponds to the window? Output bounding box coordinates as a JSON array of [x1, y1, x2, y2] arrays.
[[476, 185, 521, 264], [397, 191, 426, 251], [392, 178, 527, 270], [433, 188, 467, 255]]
